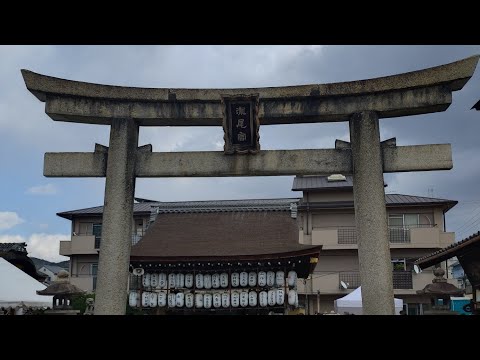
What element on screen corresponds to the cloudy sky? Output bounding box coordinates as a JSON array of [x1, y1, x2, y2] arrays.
[[1, 45, 480, 262]]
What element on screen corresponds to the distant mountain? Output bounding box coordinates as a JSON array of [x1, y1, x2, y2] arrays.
[[31, 257, 69, 270]]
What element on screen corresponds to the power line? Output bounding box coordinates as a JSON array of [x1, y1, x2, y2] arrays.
[[455, 218, 480, 240], [452, 203, 480, 233]]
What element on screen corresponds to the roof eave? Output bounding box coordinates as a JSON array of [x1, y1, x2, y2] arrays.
[[130, 246, 322, 263], [415, 232, 480, 269], [292, 186, 353, 192], [56, 209, 152, 220]]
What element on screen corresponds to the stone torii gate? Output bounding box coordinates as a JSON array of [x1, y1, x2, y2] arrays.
[[22, 55, 479, 315]]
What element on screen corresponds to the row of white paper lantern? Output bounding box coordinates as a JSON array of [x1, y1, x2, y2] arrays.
[[141, 271, 297, 289], [130, 289, 299, 309]]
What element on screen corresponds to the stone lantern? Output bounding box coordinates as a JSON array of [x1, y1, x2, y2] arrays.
[[36, 270, 85, 315], [416, 268, 464, 315]]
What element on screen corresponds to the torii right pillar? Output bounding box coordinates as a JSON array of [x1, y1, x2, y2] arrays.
[[350, 111, 394, 314]]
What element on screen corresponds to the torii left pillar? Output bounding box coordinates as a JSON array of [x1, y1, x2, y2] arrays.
[[94, 119, 139, 315]]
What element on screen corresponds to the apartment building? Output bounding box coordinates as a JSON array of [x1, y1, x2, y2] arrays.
[[58, 200, 155, 292], [294, 175, 458, 315]]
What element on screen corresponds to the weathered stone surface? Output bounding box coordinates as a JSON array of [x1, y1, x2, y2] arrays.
[[137, 149, 351, 177], [44, 144, 452, 178], [94, 119, 138, 315], [383, 144, 452, 172], [22, 55, 479, 126], [21, 55, 479, 101], [42, 85, 451, 126], [44, 152, 107, 177], [350, 111, 395, 315]]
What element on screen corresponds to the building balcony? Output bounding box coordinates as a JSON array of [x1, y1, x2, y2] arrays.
[[309, 225, 454, 250], [339, 271, 413, 289], [60, 232, 145, 256], [298, 270, 460, 295], [59, 235, 97, 256]]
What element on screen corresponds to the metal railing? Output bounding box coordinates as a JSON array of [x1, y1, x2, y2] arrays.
[[131, 232, 144, 246], [339, 272, 361, 289], [339, 271, 413, 289], [338, 228, 357, 244], [336, 224, 435, 244], [392, 271, 413, 289], [71, 231, 145, 249], [389, 226, 411, 243]]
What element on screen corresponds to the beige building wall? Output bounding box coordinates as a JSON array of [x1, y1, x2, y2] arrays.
[[298, 188, 456, 315], [70, 254, 99, 293], [64, 214, 150, 292]]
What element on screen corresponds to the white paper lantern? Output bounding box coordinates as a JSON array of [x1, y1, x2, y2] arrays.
[[287, 271, 297, 287], [231, 273, 240, 287], [213, 293, 222, 308], [276, 271, 285, 287], [258, 271, 267, 287], [176, 292, 185, 307], [268, 289, 276, 306], [168, 273, 176, 289], [168, 293, 176, 308], [204, 274, 212, 289], [158, 291, 167, 307], [204, 293, 212, 309], [221, 292, 230, 308], [276, 288, 285, 305], [143, 273, 151, 288], [288, 289, 297, 306], [142, 292, 150, 307], [185, 274, 194, 288], [149, 292, 158, 307], [249, 291, 257, 307], [220, 273, 229, 288], [231, 292, 240, 307], [129, 291, 139, 307], [176, 273, 185, 288], [185, 293, 194, 308], [158, 273, 167, 289], [240, 291, 249, 307], [259, 291, 268, 307], [248, 272, 257, 287], [266, 271, 275, 287], [195, 274, 204, 289], [212, 274, 220, 289], [240, 272, 248, 287], [150, 273, 158, 288], [195, 293, 203, 308]]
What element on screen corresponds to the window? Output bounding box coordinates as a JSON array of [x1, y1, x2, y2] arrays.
[[135, 220, 143, 236], [92, 263, 98, 291], [388, 214, 420, 243], [93, 223, 102, 249], [391, 258, 406, 271], [388, 214, 419, 227], [132, 219, 144, 245], [78, 222, 93, 235], [408, 304, 419, 315]]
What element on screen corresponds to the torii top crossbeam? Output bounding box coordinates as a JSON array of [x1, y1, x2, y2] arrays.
[[22, 55, 479, 126]]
